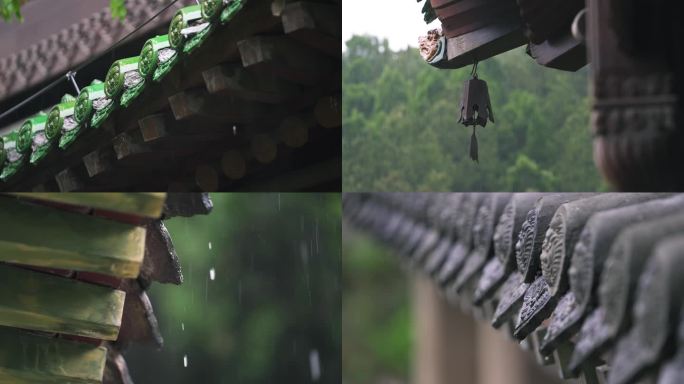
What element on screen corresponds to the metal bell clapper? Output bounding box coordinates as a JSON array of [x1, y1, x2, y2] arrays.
[[459, 62, 494, 162]]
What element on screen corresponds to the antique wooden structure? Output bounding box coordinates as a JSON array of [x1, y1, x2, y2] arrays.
[[344, 192, 684, 383], [587, 0, 681, 191], [417, 0, 682, 191], [0, 192, 212, 383], [420, 0, 586, 71], [0, 0, 341, 191]]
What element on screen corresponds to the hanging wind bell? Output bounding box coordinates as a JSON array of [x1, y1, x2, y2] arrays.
[[458, 61, 494, 163]]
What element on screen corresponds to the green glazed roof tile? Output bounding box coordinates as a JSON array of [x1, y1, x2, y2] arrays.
[[90, 99, 115, 130], [169, 5, 213, 54], [200, 0, 225, 21], [74, 80, 106, 125], [0, 0, 251, 177], [221, 0, 247, 23], [140, 35, 179, 82], [46, 96, 76, 140], [86, 79, 116, 130], [105, 56, 147, 107], [0, 130, 26, 181], [0, 136, 5, 169], [16, 119, 33, 154], [105, 57, 141, 99], [27, 112, 51, 165]]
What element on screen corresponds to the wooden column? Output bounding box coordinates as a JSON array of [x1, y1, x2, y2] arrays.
[[412, 274, 478, 384], [476, 322, 529, 384], [412, 271, 576, 384]]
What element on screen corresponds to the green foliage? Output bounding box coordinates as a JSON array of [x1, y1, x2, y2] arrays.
[[0, 0, 126, 22], [505, 154, 557, 191], [343, 35, 605, 192], [0, 0, 23, 21], [109, 0, 127, 20], [343, 233, 412, 382]]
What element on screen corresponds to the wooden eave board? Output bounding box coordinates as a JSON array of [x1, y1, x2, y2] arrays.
[[0, 264, 125, 340], [0, 326, 106, 383], [0, 198, 146, 278], [9, 192, 166, 218]]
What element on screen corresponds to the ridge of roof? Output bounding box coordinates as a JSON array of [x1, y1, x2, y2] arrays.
[[0, 0, 341, 191], [0, 0, 246, 183], [0, 0, 193, 104]]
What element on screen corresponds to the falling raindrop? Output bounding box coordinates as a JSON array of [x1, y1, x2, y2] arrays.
[[232, 125, 237, 135], [278, 194, 281, 211], [315, 219, 319, 255], [181, 322, 185, 331], [209, 268, 216, 281], [183, 355, 188, 368], [309, 349, 321, 381], [300, 241, 308, 265], [208, 242, 212, 250]]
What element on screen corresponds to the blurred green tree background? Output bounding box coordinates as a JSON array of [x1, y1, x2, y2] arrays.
[[342, 228, 412, 383], [343, 36, 606, 192], [0, 0, 126, 22], [125, 193, 341, 384]]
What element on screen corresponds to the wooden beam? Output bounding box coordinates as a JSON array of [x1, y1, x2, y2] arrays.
[[82, 143, 187, 192], [0, 197, 146, 278], [202, 63, 301, 103], [281, 1, 341, 58], [11, 192, 165, 218], [270, 0, 287, 16], [0, 327, 107, 384], [188, 0, 282, 74], [83, 146, 119, 179], [110, 129, 199, 171], [138, 112, 234, 146], [112, 130, 154, 163], [168, 88, 283, 125], [238, 35, 336, 86], [138, 114, 168, 142], [54, 166, 87, 192], [527, 32, 586, 71], [0, 264, 125, 340]]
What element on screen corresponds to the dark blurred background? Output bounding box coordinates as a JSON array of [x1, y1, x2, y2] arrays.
[[126, 193, 341, 384]]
